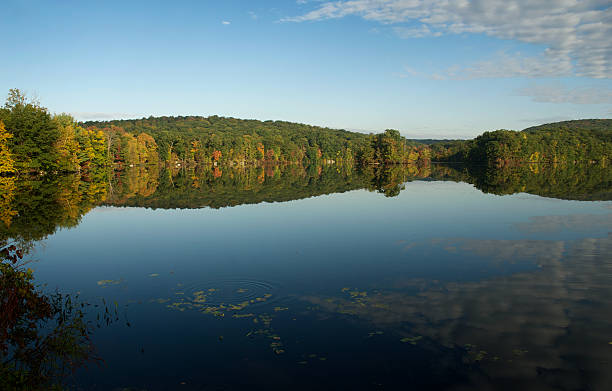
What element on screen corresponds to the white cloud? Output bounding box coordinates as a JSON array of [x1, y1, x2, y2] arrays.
[[515, 82, 612, 104], [282, 0, 612, 79], [393, 24, 441, 38], [395, 65, 425, 79], [514, 214, 612, 233], [222, 20, 231, 25], [431, 51, 574, 80]]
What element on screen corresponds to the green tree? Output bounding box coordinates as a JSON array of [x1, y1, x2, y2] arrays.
[[0, 90, 59, 172]]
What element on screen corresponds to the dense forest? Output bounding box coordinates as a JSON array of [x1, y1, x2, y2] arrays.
[[85, 116, 365, 166], [0, 89, 610, 176], [431, 119, 611, 165], [82, 118, 432, 166], [0, 89, 431, 174], [0, 90, 108, 174]]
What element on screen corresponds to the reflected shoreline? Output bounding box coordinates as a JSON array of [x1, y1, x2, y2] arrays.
[[1, 162, 611, 390], [2, 162, 610, 249]]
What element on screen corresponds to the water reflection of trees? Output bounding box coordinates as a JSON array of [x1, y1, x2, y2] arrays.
[[1, 163, 609, 247], [0, 244, 100, 390], [302, 233, 612, 390], [445, 163, 612, 201]]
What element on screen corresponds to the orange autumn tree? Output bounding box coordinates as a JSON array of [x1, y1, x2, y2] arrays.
[[0, 121, 15, 175], [212, 150, 222, 162], [256, 143, 265, 160]]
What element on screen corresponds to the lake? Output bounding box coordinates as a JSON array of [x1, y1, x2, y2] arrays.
[[2, 163, 611, 390]]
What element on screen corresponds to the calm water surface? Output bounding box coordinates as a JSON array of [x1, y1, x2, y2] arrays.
[[11, 165, 612, 390]]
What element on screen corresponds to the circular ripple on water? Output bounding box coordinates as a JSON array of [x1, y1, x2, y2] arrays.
[[180, 279, 280, 307]]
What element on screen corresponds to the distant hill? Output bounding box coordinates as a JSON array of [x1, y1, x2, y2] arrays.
[[82, 115, 371, 165], [83, 117, 611, 166], [82, 116, 435, 165], [523, 119, 612, 140], [430, 119, 611, 164], [470, 119, 611, 164]]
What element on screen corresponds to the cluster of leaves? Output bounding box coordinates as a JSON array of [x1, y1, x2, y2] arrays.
[[0, 245, 99, 390]]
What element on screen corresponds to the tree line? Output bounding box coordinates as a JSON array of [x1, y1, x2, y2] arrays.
[[1, 89, 610, 176], [84, 117, 432, 167], [431, 119, 611, 165], [0, 90, 109, 175], [0, 89, 433, 175]]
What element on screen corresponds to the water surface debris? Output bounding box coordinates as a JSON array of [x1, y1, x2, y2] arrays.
[[97, 279, 121, 286]]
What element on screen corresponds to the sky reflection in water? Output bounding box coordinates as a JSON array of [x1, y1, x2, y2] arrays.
[[22, 171, 612, 390]]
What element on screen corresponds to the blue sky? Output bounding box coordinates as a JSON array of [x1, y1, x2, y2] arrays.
[[1, 0, 610, 138]]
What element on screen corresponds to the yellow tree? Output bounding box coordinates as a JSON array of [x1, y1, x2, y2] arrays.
[[0, 121, 15, 174], [53, 114, 80, 172], [256, 143, 265, 160], [137, 133, 159, 165], [0, 176, 17, 227]]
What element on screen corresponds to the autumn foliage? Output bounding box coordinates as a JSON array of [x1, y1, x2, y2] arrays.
[[0, 245, 100, 390], [0, 121, 15, 174]]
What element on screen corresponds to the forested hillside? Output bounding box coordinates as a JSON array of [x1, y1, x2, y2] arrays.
[[83, 115, 368, 166], [0, 88, 609, 175], [83, 118, 432, 166], [431, 119, 611, 165], [0, 89, 430, 174], [0, 90, 108, 174], [523, 119, 612, 136]]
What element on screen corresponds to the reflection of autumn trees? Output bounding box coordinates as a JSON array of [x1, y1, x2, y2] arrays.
[[0, 174, 107, 249], [465, 163, 612, 200], [361, 163, 432, 197], [427, 163, 611, 201], [110, 163, 438, 208], [0, 164, 387, 247], [107, 166, 160, 204], [0, 177, 17, 228], [0, 245, 100, 390], [2, 163, 608, 248], [105, 165, 372, 209]]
